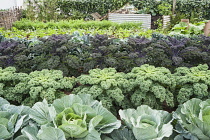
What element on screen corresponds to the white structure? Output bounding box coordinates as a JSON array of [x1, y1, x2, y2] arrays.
[[108, 14, 151, 29], [0, 0, 25, 9]]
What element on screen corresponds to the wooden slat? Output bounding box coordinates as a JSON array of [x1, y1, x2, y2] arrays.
[[0, 6, 22, 29]]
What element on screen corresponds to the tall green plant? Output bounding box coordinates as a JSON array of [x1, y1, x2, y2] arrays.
[[58, 0, 130, 18], [131, 0, 171, 16], [24, 0, 60, 21], [176, 0, 210, 21]]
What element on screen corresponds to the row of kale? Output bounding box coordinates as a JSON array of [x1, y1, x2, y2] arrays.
[[1, 33, 210, 77], [1, 64, 209, 115]]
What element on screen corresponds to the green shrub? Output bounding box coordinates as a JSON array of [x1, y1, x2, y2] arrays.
[[12, 19, 143, 30]]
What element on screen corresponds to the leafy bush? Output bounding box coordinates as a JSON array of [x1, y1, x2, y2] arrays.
[[119, 105, 173, 140], [0, 67, 75, 106], [174, 64, 210, 104], [126, 64, 175, 109], [131, 0, 171, 16], [58, 0, 129, 17], [24, 0, 60, 21], [72, 68, 131, 112], [169, 21, 206, 37], [176, 0, 210, 21], [29, 94, 121, 139], [13, 19, 142, 31], [174, 98, 210, 139]]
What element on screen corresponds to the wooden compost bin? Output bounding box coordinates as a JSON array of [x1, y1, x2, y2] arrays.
[[0, 7, 22, 29]]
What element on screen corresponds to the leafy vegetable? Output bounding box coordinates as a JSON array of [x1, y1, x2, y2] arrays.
[[169, 21, 206, 37], [29, 94, 121, 139], [174, 98, 210, 139], [26, 69, 75, 104], [0, 66, 75, 106], [0, 67, 29, 104], [0, 97, 31, 139], [104, 126, 136, 140], [119, 105, 173, 140], [174, 64, 210, 104], [73, 68, 131, 111], [127, 64, 175, 109], [16, 122, 66, 140]]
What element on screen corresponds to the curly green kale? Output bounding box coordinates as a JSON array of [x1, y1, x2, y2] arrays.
[[0, 67, 76, 105], [174, 64, 210, 104], [127, 64, 175, 109], [26, 69, 75, 104], [0, 67, 29, 104], [73, 68, 131, 111]]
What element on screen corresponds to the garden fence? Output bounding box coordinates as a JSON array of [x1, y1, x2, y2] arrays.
[[0, 7, 22, 29]]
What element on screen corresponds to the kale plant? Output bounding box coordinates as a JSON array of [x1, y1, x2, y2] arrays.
[[174, 64, 210, 105], [0, 67, 75, 106], [72, 68, 131, 112], [0, 67, 29, 104], [126, 64, 175, 109], [24, 69, 75, 105]]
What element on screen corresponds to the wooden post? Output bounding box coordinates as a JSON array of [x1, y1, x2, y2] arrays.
[[172, 0, 176, 15], [204, 20, 210, 36], [181, 19, 190, 29]]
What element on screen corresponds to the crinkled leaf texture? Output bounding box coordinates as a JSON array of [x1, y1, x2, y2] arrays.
[[119, 105, 173, 140], [174, 98, 210, 140], [174, 64, 210, 104], [127, 64, 175, 108]]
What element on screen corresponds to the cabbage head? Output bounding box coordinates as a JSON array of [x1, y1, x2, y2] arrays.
[[55, 107, 88, 138], [174, 98, 210, 140], [119, 105, 173, 140], [30, 94, 121, 140]]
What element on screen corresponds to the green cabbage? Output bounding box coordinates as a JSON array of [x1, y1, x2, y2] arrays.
[[0, 97, 31, 139], [174, 98, 210, 140], [29, 94, 121, 139], [119, 105, 173, 140]]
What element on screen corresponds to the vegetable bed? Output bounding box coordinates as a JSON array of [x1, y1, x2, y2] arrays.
[[1, 32, 210, 139]]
